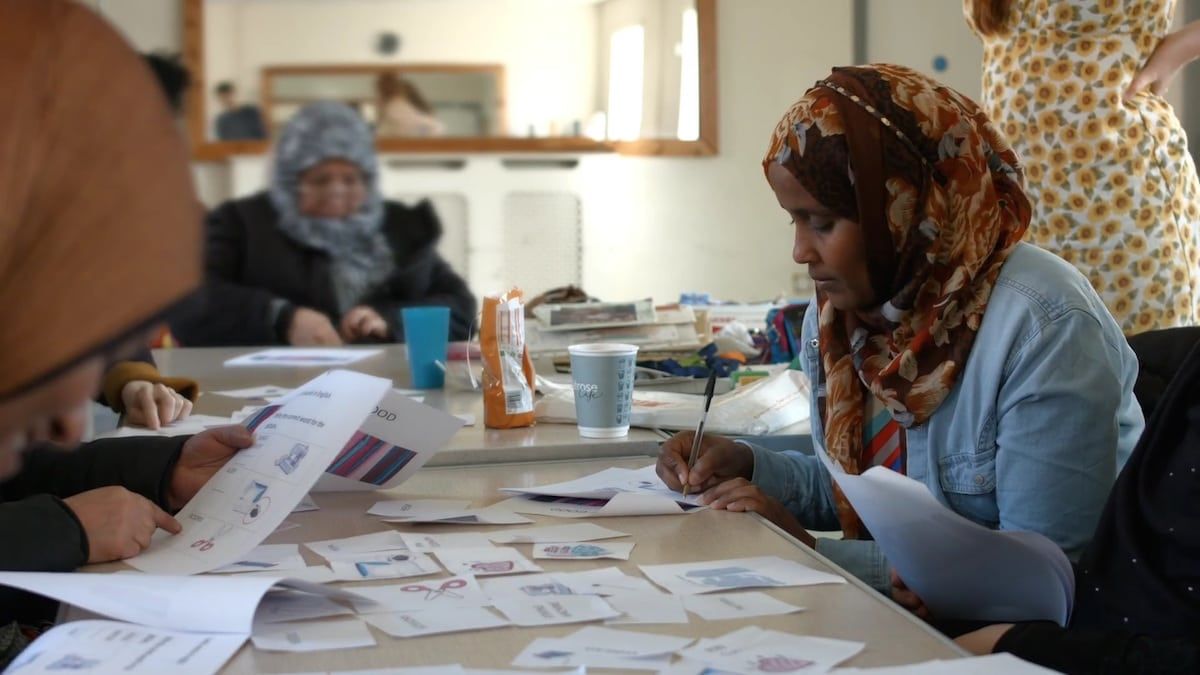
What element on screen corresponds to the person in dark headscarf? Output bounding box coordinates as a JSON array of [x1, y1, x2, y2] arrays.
[[657, 64, 1141, 595], [0, 0, 253, 628], [174, 101, 476, 346], [956, 331, 1200, 673]]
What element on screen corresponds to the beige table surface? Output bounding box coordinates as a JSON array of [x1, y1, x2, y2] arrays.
[[153, 346, 664, 467], [138, 457, 963, 673]]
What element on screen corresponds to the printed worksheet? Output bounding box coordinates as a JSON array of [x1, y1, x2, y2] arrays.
[[639, 556, 846, 595], [254, 592, 355, 624], [306, 531, 409, 562], [367, 499, 473, 518], [4, 620, 245, 675], [0, 572, 364, 634], [399, 532, 494, 551], [605, 593, 689, 625], [500, 465, 703, 504], [129, 370, 392, 575], [327, 552, 441, 581], [224, 348, 383, 367], [510, 625, 690, 671], [313, 388, 465, 492]]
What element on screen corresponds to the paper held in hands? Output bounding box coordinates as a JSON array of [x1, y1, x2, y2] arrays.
[[816, 446, 1075, 625], [128, 370, 462, 575], [498, 465, 707, 518]]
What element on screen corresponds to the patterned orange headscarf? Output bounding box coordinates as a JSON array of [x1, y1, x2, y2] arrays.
[[763, 65, 1031, 537]]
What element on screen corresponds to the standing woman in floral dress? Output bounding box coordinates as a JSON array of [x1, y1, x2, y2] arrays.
[[967, 0, 1200, 333]]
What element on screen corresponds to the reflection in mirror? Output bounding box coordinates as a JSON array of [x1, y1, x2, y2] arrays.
[[201, 0, 702, 145]]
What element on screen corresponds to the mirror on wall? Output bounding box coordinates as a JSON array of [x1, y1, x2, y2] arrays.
[[185, 0, 716, 158]]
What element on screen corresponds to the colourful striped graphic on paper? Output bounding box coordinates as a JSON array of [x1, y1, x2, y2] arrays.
[[242, 404, 282, 432], [326, 431, 417, 486]]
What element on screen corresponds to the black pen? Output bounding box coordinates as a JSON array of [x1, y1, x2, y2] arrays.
[[682, 369, 719, 498]]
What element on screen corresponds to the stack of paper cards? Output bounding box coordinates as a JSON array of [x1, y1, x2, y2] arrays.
[[639, 556, 846, 595], [432, 547, 543, 576], [512, 626, 693, 671], [533, 542, 635, 561], [677, 627, 863, 674]]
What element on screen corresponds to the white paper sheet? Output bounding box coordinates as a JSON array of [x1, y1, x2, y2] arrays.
[[367, 499, 473, 518], [682, 592, 804, 620], [306, 531, 410, 561], [639, 556, 846, 595], [210, 544, 307, 574], [400, 532, 494, 551], [224, 348, 383, 368], [831, 653, 1061, 674], [383, 506, 533, 526], [0, 572, 364, 634], [479, 567, 659, 601], [293, 494, 320, 513], [487, 523, 630, 544], [254, 591, 355, 624], [432, 547, 543, 576], [235, 565, 339, 584], [212, 385, 293, 400], [129, 370, 392, 574], [506, 493, 704, 518], [821, 450, 1074, 624], [251, 617, 376, 652], [347, 575, 492, 613], [327, 553, 442, 581], [679, 627, 863, 674], [490, 595, 620, 626], [604, 593, 689, 625], [533, 542, 635, 560], [510, 625, 692, 670], [313, 388, 465, 492], [361, 607, 509, 638], [4, 620, 245, 675], [92, 414, 242, 440], [500, 464, 703, 503]]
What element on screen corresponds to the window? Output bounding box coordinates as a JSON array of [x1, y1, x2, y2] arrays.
[[607, 24, 645, 141], [677, 7, 700, 141]]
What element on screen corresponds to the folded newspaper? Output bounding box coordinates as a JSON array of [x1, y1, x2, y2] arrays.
[[535, 368, 811, 435]]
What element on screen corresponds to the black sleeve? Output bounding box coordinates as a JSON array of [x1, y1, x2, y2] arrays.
[[0, 437, 185, 507], [1127, 326, 1200, 420], [0, 496, 87, 572], [170, 202, 284, 346], [367, 251, 477, 343], [995, 621, 1200, 674]]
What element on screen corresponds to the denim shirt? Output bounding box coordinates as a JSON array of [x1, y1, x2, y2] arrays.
[[748, 243, 1144, 594]]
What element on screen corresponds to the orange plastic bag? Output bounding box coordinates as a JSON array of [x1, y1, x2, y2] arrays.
[[481, 288, 536, 429]]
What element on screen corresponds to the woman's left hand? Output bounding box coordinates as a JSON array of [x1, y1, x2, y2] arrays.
[[699, 478, 816, 547], [122, 380, 192, 430], [167, 425, 256, 510], [890, 570, 930, 619], [339, 305, 389, 342]]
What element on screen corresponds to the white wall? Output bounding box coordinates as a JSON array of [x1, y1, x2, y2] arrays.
[[864, 0, 982, 99], [204, 0, 598, 138], [95, 0, 853, 303]]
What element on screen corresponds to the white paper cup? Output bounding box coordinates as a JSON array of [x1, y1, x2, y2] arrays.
[[567, 343, 639, 438]]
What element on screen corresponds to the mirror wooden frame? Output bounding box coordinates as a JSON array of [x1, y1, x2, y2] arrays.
[[182, 0, 717, 160]]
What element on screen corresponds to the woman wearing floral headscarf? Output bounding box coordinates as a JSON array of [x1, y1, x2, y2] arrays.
[[657, 64, 1142, 595], [174, 101, 476, 346]]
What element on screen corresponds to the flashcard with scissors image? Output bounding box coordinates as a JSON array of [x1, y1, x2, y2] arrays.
[[432, 547, 543, 576], [347, 575, 491, 614]]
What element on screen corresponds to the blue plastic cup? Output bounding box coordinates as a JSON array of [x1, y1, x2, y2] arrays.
[[401, 306, 451, 389]]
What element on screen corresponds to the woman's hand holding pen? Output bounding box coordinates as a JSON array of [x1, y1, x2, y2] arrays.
[[656, 432, 753, 494]]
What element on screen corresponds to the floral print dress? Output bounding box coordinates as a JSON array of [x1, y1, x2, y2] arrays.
[[968, 0, 1200, 333]]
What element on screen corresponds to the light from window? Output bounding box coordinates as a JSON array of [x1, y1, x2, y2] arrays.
[[607, 24, 645, 141], [677, 7, 700, 141]]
